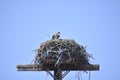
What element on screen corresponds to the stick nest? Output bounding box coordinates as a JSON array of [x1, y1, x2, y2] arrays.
[[34, 38, 92, 65]]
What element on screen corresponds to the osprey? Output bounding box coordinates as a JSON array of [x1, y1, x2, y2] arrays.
[[52, 32, 60, 40]]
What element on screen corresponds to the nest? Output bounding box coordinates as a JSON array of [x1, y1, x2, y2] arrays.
[[34, 33, 93, 67]]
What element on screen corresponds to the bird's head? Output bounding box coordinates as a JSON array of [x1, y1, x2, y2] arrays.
[[57, 32, 60, 35]]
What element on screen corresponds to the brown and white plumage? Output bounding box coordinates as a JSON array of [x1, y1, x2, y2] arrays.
[[52, 32, 60, 40]]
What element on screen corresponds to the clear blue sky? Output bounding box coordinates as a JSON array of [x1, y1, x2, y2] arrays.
[[0, 0, 120, 80]]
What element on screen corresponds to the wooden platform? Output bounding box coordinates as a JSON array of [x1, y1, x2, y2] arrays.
[[17, 63, 99, 71]]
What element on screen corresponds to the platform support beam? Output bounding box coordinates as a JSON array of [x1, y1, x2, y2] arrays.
[[17, 64, 99, 80]]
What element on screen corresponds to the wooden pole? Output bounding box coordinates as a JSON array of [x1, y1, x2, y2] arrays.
[[54, 68, 62, 80]]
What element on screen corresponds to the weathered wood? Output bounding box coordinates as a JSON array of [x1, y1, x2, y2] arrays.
[[54, 68, 62, 80], [17, 63, 99, 71]]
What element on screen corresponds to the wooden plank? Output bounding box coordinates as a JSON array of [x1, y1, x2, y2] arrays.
[[17, 63, 99, 71]]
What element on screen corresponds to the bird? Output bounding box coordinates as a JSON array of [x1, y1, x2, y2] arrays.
[[52, 32, 60, 40]]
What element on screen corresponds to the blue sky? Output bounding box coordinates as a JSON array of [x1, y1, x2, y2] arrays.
[[0, 0, 120, 80]]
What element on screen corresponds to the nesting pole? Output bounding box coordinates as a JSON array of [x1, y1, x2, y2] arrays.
[[54, 68, 62, 80], [17, 32, 100, 80]]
